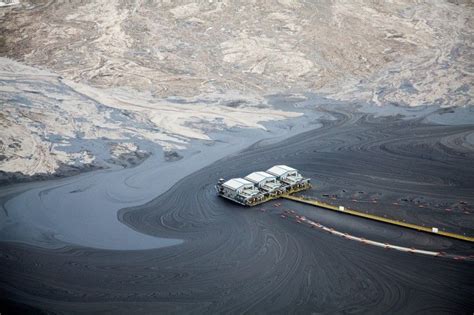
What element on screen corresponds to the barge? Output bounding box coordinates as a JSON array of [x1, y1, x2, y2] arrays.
[[215, 165, 311, 206]]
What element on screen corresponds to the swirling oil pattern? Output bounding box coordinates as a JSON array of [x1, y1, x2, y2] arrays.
[[1, 107, 473, 314]]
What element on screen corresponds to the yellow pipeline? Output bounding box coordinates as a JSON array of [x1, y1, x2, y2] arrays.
[[282, 194, 474, 243]]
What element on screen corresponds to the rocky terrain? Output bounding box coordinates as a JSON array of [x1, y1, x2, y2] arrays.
[[0, 0, 472, 179]]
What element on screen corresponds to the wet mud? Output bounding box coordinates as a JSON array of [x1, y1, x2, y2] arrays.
[[1, 105, 473, 313]]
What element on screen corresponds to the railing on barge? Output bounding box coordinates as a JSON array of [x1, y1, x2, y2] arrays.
[[217, 180, 312, 207]]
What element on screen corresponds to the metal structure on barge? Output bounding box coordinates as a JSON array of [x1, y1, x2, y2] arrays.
[[215, 165, 311, 206]]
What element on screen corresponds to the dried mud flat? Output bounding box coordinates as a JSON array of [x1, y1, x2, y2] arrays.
[[1, 103, 473, 314], [0, 57, 299, 182], [1, 0, 472, 106]]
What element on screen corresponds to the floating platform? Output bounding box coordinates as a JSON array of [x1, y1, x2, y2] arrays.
[[216, 165, 311, 206]]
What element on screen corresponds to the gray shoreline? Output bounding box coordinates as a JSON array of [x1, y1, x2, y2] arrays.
[[1, 95, 472, 250], [0, 95, 327, 250]]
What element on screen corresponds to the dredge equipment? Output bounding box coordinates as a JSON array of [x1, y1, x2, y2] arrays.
[[215, 165, 311, 206]]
